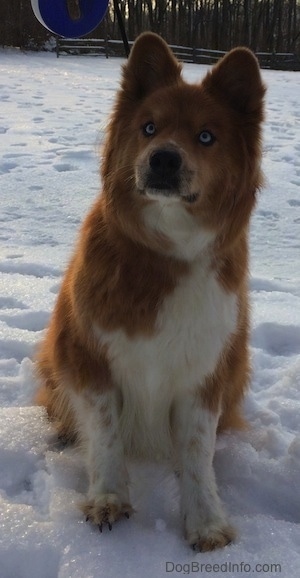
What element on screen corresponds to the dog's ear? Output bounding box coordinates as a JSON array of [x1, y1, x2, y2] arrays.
[[121, 32, 182, 100], [203, 48, 265, 115]]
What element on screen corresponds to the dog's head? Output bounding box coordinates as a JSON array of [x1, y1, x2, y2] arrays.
[[102, 33, 265, 258]]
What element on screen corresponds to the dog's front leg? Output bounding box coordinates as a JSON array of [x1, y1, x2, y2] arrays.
[[175, 392, 235, 551], [70, 389, 133, 530]]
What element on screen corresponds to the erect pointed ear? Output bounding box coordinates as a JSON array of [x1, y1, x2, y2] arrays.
[[121, 32, 182, 100], [203, 47, 266, 115]]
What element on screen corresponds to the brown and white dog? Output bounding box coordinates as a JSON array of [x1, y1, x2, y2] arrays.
[[35, 33, 265, 551]]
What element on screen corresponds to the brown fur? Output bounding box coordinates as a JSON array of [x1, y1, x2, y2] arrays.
[[34, 32, 265, 549]]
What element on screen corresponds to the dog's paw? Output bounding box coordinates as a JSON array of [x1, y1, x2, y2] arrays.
[[81, 493, 134, 532], [187, 524, 236, 552]]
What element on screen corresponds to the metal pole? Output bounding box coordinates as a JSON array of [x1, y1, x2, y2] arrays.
[[113, 0, 130, 57]]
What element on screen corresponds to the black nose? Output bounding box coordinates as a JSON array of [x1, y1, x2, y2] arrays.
[[149, 149, 182, 177]]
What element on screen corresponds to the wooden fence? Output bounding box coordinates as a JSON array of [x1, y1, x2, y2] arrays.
[[56, 37, 300, 71]]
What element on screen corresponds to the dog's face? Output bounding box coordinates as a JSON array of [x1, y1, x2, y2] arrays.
[[134, 84, 249, 205], [102, 33, 265, 255]]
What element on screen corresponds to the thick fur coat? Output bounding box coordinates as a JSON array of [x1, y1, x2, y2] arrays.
[[35, 33, 265, 551]]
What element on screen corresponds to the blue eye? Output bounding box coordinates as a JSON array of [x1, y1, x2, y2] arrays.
[[199, 131, 215, 146], [143, 122, 156, 137]]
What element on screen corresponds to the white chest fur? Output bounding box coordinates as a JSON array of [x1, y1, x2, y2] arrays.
[[95, 261, 237, 459], [143, 198, 215, 261]]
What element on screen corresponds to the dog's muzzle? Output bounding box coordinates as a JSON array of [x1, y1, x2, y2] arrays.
[[138, 147, 198, 204], [146, 148, 182, 192]]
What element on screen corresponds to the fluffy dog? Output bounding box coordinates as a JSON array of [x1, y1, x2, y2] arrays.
[[35, 32, 265, 551]]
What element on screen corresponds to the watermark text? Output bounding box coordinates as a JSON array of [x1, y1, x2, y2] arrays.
[[165, 561, 282, 574]]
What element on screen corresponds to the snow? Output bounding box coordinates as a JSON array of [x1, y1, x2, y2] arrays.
[[0, 49, 300, 578]]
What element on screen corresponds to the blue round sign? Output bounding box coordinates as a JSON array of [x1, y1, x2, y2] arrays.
[[31, 0, 109, 38]]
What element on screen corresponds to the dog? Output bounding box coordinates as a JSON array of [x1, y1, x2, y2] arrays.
[[35, 32, 265, 551]]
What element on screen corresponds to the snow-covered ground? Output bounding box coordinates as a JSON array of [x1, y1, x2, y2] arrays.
[[0, 49, 300, 578]]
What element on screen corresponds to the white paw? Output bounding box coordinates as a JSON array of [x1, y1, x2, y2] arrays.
[[186, 521, 236, 552], [81, 493, 134, 531]]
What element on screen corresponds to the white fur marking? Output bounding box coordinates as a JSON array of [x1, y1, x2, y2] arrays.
[[143, 198, 215, 260], [174, 400, 230, 544], [94, 262, 237, 460], [70, 389, 130, 504]]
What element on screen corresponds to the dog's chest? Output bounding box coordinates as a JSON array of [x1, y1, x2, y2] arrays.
[[96, 262, 237, 457]]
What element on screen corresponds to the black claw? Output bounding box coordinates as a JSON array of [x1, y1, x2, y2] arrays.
[[86, 516, 90, 522], [108, 522, 112, 531], [99, 524, 103, 533], [124, 512, 130, 519]]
